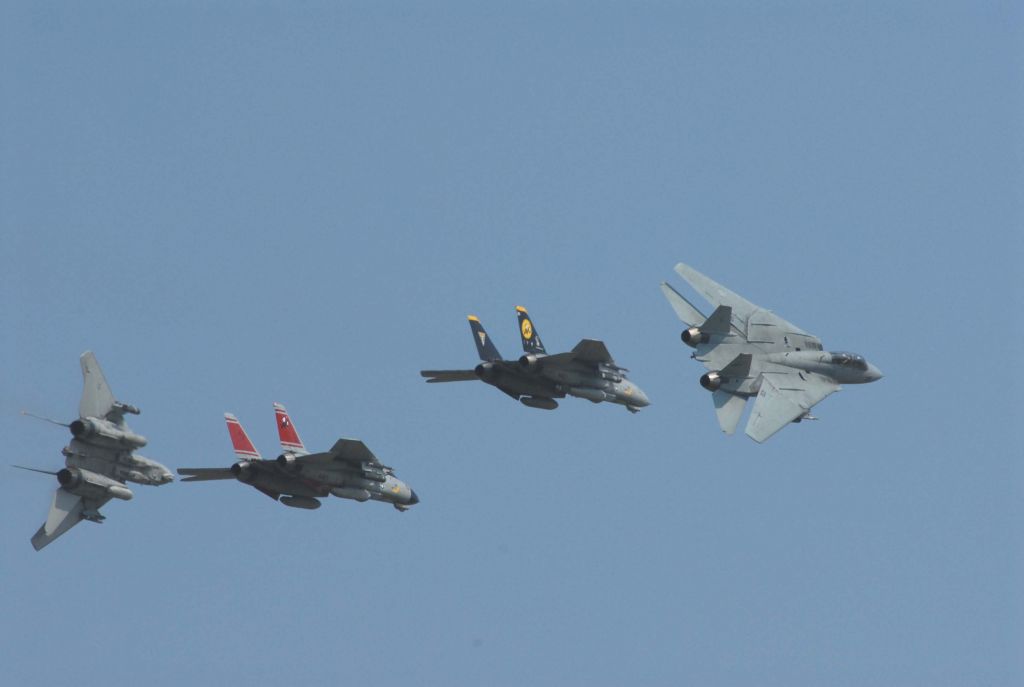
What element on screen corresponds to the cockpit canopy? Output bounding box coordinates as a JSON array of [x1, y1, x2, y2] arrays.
[[830, 351, 868, 371]]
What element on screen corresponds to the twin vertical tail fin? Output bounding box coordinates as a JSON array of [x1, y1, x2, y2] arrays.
[[516, 306, 546, 355], [273, 403, 307, 456], [468, 315, 503, 361], [225, 413, 261, 461]]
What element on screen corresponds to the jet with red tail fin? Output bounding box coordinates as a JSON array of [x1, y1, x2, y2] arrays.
[[177, 404, 418, 512]]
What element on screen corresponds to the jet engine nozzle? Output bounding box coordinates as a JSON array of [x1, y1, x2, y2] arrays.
[[700, 372, 722, 391], [276, 454, 298, 470], [474, 362, 497, 381], [518, 354, 544, 371], [56, 467, 79, 488], [682, 327, 710, 347], [230, 461, 255, 482], [69, 419, 90, 438]]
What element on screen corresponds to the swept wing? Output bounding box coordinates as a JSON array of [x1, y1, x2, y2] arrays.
[[672, 263, 822, 352], [537, 339, 616, 368], [30, 488, 112, 551], [298, 438, 382, 466], [745, 367, 839, 443]]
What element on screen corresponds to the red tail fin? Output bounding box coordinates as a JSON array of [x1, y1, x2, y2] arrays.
[[225, 413, 261, 460], [273, 402, 307, 455]]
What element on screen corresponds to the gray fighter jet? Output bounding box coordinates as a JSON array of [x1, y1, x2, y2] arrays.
[[661, 263, 883, 442], [17, 352, 173, 550], [178, 404, 419, 511], [421, 307, 650, 412]]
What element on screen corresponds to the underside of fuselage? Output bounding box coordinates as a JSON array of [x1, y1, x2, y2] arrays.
[[484, 364, 564, 400]]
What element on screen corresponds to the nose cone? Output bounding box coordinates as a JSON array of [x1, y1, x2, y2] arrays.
[[866, 363, 884, 382], [631, 386, 651, 408], [408, 490, 420, 506]]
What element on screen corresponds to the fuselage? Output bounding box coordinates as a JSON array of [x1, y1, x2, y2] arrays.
[[719, 350, 883, 397], [232, 458, 419, 510], [477, 358, 651, 410], [63, 418, 173, 486], [761, 350, 883, 385]]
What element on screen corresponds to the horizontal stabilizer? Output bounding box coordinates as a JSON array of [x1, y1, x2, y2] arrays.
[[420, 370, 478, 383], [712, 390, 747, 435], [177, 467, 236, 481], [660, 282, 705, 326]]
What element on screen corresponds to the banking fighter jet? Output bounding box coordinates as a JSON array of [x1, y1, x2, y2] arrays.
[[661, 263, 883, 442], [17, 352, 173, 550], [421, 307, 650, 412], [178, 403, 418, 511]]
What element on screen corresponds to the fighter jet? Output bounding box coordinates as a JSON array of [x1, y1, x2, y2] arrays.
[[661, 263, 883, 442], [17, 352, 173, 550], [421, 307, 650, 412], [177, 403, 419, 512]]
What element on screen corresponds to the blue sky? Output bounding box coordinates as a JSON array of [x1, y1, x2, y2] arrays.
[[1, 2, 1021, 685]]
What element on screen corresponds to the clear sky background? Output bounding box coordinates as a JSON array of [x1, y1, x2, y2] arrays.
[[1, 2, 1021, 685]]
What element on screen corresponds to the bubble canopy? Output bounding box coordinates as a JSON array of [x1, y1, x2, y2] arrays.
[[830, 351, 868, 370]]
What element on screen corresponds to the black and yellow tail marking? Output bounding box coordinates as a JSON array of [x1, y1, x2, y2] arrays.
[[467, 315, 503, 361], [516, 306, 546, 355]]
